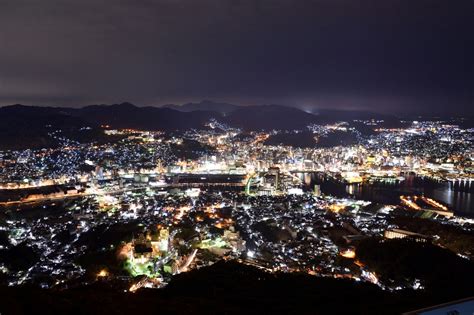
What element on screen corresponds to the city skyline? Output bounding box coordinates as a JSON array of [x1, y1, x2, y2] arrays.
[[1, 1, 474, 313]]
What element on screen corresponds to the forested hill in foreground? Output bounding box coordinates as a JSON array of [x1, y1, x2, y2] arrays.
[[0, 259, 468, 315]]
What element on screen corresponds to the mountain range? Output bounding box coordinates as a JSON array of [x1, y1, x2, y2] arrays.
[[0, 100, 401, 131], [0, 100, 422, 150], [161, 100, 239, 114]]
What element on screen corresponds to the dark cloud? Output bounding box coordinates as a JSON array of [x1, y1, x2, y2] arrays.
[[0, 0, 473, 114]]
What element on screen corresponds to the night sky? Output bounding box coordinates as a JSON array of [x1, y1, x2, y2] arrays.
[[1, 0, 473, 115]]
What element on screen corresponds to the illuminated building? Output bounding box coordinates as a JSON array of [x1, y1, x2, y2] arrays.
[[263, 166, 280, 191], [384, 229, 430, 243], [313, 184, 321, 197]]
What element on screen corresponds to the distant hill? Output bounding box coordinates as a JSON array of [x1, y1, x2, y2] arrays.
[[223, 105, 321, 130], [0, 105, 99, 150], [311, 109, 394, 121], [74, 102, 218, 131], [162, 100, 239, 114]]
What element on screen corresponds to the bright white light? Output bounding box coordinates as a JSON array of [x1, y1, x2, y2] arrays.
[[247, 250, 255, 258]]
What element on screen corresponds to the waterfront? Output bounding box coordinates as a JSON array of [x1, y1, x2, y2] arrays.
[[300, 173, 474, 217]]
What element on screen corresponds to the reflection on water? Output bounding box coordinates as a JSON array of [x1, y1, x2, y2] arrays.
[[297, 173, 474, 217], [431, 188, 472, 217]]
